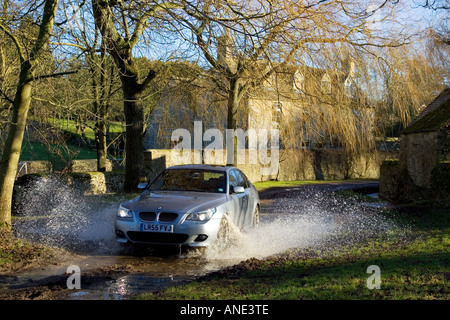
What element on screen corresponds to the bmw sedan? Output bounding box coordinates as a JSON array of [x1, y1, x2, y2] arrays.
[[115, 165, 260, 247]]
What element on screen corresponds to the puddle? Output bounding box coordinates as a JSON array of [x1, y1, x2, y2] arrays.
[[68, 274, 189, 300]]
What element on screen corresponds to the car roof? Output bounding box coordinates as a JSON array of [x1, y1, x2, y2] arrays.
[[166, 164, 234, 172]]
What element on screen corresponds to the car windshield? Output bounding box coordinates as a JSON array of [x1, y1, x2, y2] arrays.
[[149, 169, 227, 193]]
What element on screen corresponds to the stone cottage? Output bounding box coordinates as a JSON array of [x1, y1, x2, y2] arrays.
[[144, 61, 368, 150], [379, 87, 450, 203]]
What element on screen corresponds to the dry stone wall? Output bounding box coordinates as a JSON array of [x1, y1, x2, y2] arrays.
[[15, 149, 394, 197]]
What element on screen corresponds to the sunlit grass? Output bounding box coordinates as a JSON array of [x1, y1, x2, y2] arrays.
[[20, 141, 97, 170], [253, 179, 345, 191], [136, 205, 449, 300], [47, 117, 125, 140]]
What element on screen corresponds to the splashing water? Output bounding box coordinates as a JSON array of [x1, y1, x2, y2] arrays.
[[203, 189, 402, 263], [203, 207, 333, 262], [14, 177, 402, 263], [15, 176, 122, 252]]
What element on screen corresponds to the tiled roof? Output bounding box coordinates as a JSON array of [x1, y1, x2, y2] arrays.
[[402, 87, 450, 134]]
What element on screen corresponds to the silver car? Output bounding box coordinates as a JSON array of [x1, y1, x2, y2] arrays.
[[115, 165, 260, 247]]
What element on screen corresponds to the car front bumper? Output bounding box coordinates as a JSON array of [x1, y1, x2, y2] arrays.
[[115, 216, 222, 247]]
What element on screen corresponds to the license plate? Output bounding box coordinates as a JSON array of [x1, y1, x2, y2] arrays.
[[140, 223, 173, 233]]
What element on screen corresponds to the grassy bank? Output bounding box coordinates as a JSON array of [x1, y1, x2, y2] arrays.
[[137, 203, 449, 300], [20, 141, 97, 170], [47, 118, 125, 141], [0, 228, 60, 274]]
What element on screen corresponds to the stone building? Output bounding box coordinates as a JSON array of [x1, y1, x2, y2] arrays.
[[379, 87, 450, 203], [143, 61, 368, 150], [246, 62, 372, 149]]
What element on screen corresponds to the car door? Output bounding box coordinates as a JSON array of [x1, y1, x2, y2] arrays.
[[229, 169, 249, 228], [240, 171, 257, 225]]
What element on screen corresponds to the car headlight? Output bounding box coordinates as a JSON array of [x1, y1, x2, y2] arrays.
[[117, 206, 133, 218], [186, 208, 216, 221]]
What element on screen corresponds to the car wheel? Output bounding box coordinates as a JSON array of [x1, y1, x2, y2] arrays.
[[252, 205, 260, 227]]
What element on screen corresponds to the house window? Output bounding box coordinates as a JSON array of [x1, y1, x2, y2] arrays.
[[344, 76, 354, 98], [272, 102, 282, 128]]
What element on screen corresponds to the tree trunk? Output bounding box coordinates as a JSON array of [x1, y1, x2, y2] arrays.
[[226, 78, 239, 166], [0, 0, 58, 229], [122, 83, 145, 192], [92, 0, 156, 192], [92, 47, 109, 173], [0, 72, 33, 228], [95, 113, 108, 172]]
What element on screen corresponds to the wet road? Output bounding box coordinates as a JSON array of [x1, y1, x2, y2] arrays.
[[3, 181, 383, 300]]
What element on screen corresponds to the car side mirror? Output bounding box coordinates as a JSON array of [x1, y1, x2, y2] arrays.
[[137, 182, 148, 189], [233, 186, 245, 194]]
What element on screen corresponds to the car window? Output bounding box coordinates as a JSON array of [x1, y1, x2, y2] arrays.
[[235, 170, 249, 188], [230, 169, 247, 188], [239, 170, 250, 188], [149, 169, 226, 193], [229, 170, 239, 187]]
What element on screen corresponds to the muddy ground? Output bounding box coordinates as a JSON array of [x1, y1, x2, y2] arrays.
[[0, 181, 380, 300]]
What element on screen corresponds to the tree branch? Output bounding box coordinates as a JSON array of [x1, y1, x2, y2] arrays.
[[31, 70, 78, 82], [0, 87, 14, 104], [0, 23, 26, 64]]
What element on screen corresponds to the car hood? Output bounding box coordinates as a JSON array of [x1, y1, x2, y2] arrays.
[[121, 190, 227, 214]]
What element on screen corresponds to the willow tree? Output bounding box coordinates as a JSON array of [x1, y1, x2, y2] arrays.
[[0, 0, 60, 229], [165, 0, 407, 165]]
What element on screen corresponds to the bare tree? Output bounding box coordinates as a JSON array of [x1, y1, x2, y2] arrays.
[[91, 0, 177, 191], [0, 0, 62, 229], [58, 1, 117, 172]]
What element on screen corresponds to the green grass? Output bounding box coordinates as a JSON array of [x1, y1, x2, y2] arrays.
[[253, 179, 345, 191], [136, 205, 449, 300], [47, 118, 125, 140], [20, 141, 97, 170], [16, 117, 124, 170]]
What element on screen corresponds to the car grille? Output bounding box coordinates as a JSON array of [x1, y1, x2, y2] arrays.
[[138, 212, 178, 222], [139, 212, 156, 221], [158, 212, 178, 222], [127, 231, 189, 244]]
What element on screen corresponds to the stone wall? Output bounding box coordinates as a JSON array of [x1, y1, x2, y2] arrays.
[[379, 159, 449, 203], [400, 131, 439, 187], [16, 160, 52, 178], [379, 130, 450, 203], [15, 171, 125, 199], [68, 159, 113, 173], [16, 149, 394, 197], [144, 148, 395, 183], [379, 159, 402, 201], [65, 171, 125, 194]]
